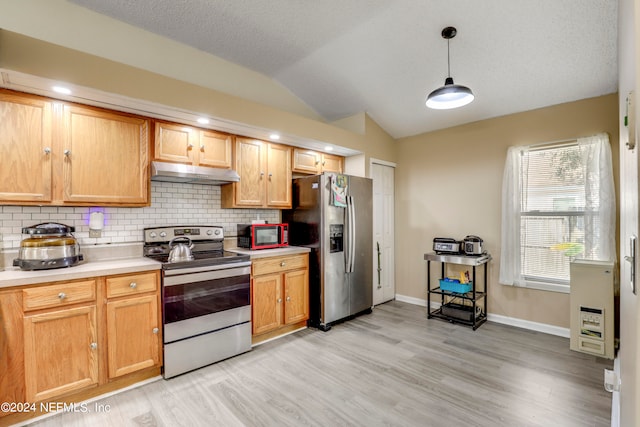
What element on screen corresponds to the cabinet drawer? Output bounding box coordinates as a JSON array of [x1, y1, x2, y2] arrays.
[[252, 254, 308, 276], [23, 280, 96, 312], [106, 272, 158, 298]]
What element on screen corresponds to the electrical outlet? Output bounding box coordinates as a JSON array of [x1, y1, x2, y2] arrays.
[[89, 229, 102, 238]]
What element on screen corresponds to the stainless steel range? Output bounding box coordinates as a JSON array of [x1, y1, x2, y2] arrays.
[[143, 226, 252, 379]]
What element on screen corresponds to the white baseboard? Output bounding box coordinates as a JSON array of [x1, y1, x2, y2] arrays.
[[394, 294, 427, 307], [394, 293, 570, 338]]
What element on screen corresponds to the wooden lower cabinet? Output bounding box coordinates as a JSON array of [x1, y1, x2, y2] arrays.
[[0, 271, 162, 426], [106, 294, 160, 378], [282, 269, 309, 325], [251, 253, 309, 342], [23, 305, 98, 402]]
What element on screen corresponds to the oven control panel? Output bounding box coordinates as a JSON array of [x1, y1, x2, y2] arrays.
[[144, 226, 224, 243]]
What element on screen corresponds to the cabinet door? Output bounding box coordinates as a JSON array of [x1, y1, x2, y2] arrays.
[[0, 91, 52, 202], [252, 274, 282, 335], [292, 148, 320, 174], [62, 104, 149, 205], [154, 121, 196, 165], [0, 291, 25, 409], [23, 305, 98, 402], [266, 143, 292, 208], [321, 153, 343, 174], [198, 130, 232, 168], [233, 137, 266, 207], [106, 294, 160, 379], [283, 269, 309, 325]]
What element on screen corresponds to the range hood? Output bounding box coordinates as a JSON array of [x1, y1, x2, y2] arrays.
[[151, 161, 240, 185]]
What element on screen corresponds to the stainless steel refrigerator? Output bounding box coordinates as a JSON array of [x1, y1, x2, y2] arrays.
[[283, 173, 373, 331]]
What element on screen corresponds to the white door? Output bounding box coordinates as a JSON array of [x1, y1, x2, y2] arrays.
[[617, 3, 639, 425], [371, 161, 395, 305], [618, 128, 638, 426]]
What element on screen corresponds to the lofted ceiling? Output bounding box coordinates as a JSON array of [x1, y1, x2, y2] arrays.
[[68, 0, 618, 139]]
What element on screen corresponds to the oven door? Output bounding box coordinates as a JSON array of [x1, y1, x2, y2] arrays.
[[162, 262, 251, 343]]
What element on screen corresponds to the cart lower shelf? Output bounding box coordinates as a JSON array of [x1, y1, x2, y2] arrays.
[[428, 306, 488, 330]]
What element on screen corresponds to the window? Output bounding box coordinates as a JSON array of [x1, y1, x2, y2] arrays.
[[500, 133, 616, 292]]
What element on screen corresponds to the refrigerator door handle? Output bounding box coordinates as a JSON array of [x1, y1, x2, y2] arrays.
[[347, 195, 356, 273], [344, 195, 351, 273]]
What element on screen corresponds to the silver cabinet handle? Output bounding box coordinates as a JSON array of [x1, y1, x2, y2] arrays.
[[63, 149, 71, 156], [280, 261, 286, 267], [58, 292, 66, 300], [260, 171, 265, 178], [286, 296, 291, 302], [44, 147, 51, 154], [129, 282, 137, 289], [90, 342, 98, 350], [187, 143, 194, 149], [200, 144, 205, 150], [277, 298, 282, 303], [152, 327, 159, 334]]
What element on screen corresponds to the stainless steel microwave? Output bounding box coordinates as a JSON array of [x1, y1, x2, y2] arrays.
[[237, 223, 289, 250]]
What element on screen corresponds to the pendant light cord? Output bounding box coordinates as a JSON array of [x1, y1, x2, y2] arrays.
[[447, 38, 451, 78]]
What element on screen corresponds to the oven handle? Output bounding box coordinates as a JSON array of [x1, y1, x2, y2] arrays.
[[163, 265, 251, 287], [162, 260, 251, 277]]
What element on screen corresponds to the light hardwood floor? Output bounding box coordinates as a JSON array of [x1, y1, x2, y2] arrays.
[[28, 301, 612, 427]]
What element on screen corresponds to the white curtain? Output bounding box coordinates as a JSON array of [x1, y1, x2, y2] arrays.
[[499, 146, 526, 286], [499, 133, 616, 287], [579, 133, 616, 261]]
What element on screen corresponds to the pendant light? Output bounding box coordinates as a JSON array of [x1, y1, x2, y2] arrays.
[[426, 26, 474, 110]]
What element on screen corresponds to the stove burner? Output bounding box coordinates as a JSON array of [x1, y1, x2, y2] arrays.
[[143, 226, 249, 270], [146, 250, 249, 270]]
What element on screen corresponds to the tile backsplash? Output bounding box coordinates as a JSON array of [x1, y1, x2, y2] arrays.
[[0, 181, 280, 250]]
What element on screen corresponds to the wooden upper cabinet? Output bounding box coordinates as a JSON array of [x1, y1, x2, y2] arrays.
[[153, 121, 195, 165], [221, 137, 291, 208], [292, 147, 343, 175], [0, 91, 53, 202], [321, 153, 344, 174], [198, 130, 232, 168], [153, 121, 232, 169], [0, 90, 149, 207], [292, 149, 320, 174], [62, 104, 149, 205], [266, 142, 292, 207], [234, 137, 266, 206]]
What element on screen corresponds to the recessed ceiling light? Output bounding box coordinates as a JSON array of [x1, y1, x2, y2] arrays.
[[270, 134, 280, 140], [325, 146, 334, 151], [197, 117, 210, 125], [52, 86, 72, 95]]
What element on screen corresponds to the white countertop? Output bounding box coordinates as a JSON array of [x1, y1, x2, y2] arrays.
[[0, 257, 161, 289], [227, 246, 311, 259], [0, 247, 311, 288]]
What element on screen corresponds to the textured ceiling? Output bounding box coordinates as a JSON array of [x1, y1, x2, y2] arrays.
[[69, 0, 618, 139]]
